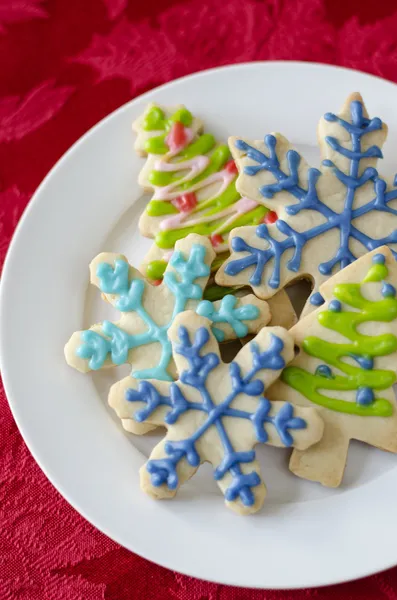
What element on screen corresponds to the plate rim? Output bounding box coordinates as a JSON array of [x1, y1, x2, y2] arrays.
[[2, 61, 397, 590]]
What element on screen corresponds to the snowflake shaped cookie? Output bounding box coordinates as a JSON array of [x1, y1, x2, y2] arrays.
[[109, 311, 324, 514], [268, 246, 397, 487], [216, 93, 397, 316], [65, 235, 270, 430]]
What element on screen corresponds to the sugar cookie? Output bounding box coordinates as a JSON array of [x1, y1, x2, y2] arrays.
[[216, 93, 397, 317], [269, 246, 397, 487], [109, 312, 324, 514]]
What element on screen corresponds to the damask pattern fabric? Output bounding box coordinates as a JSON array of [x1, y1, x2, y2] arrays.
[[2, 0, 397, 597]]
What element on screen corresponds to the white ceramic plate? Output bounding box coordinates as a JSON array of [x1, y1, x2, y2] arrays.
[[3, 62, 397, 589]]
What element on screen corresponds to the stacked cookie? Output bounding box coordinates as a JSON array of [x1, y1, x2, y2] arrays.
[[65, 93, 397, 514], [134, 103, 297, 328]]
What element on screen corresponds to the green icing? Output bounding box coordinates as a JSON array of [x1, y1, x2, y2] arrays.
[[143, 106, 192, 131], [144, 136, 169, 155], [169, 108, 193, 127], [283, 366, 393, 416], [282, 258, 397, 417], [143, 106, 193, 154], [218, 205, 267, 234], [189, 144, 230, 185], [363, 262, 388, 283], [142, 106, 165, 131], [141, 105, 269, 263], [146, 200, 178, 217], [149, 176, 241, 224], [154, 205, 266, 249], [155, 224, 220, 249], [178, 134, 216, 160], [149, 169, 178, 187], [146, 260, 167, 280], [153, 204, 266, 250], [148, 144, 229, 189], [193, 178, 240, 216], [145, 133, 218, 217]]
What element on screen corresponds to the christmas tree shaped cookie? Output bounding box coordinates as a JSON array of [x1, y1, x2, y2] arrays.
[[134, 103, 269, 266], [65, 235, 270, 432], [268, 246, 397, 487], [216, 93, 397, 316], [132, 103, 204, 157], [109, 311, 324, 514], [132, 103, 296, 330]]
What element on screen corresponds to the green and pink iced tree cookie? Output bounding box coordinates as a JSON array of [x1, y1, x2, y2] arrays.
[[132, 104, 294, 327], [133, 103, 273, 284]]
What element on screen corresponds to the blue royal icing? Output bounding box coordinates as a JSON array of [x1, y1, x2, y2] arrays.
[[373, 253, 386, 265], [125, 326, 307, 507], [310, 292, 325, 306], [226, 100, 397, 304], [356, 386, 375, 406], [349, 354, 374, 370], [76, 244, 261, 381], [382, 283, 396, 298], [328, 300, 342, 312], [315, 364, 333, 379]]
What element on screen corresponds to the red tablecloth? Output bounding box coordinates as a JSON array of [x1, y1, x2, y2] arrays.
[[2, 1, 397, 598]]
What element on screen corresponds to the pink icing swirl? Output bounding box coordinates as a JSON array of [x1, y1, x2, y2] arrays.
[[160, 195, 258, 231], [153, 155, 210, 200]]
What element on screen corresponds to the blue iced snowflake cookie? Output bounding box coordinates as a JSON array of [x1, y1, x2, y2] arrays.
[[109, 311, 324, 515], [216, 92, 397, 317], [64, 234, 271, 432]]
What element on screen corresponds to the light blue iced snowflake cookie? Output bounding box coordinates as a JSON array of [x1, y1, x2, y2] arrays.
[[64, 234, 270, 432], [109, 311, 324, 515], [216, 92, 397, 317]]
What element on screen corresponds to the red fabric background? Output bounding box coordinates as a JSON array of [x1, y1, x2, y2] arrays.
[[3, 0, 397, 597]]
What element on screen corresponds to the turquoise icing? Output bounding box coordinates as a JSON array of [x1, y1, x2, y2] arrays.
[[196, 295, 259, 342], [76, 244, 262, 381]]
